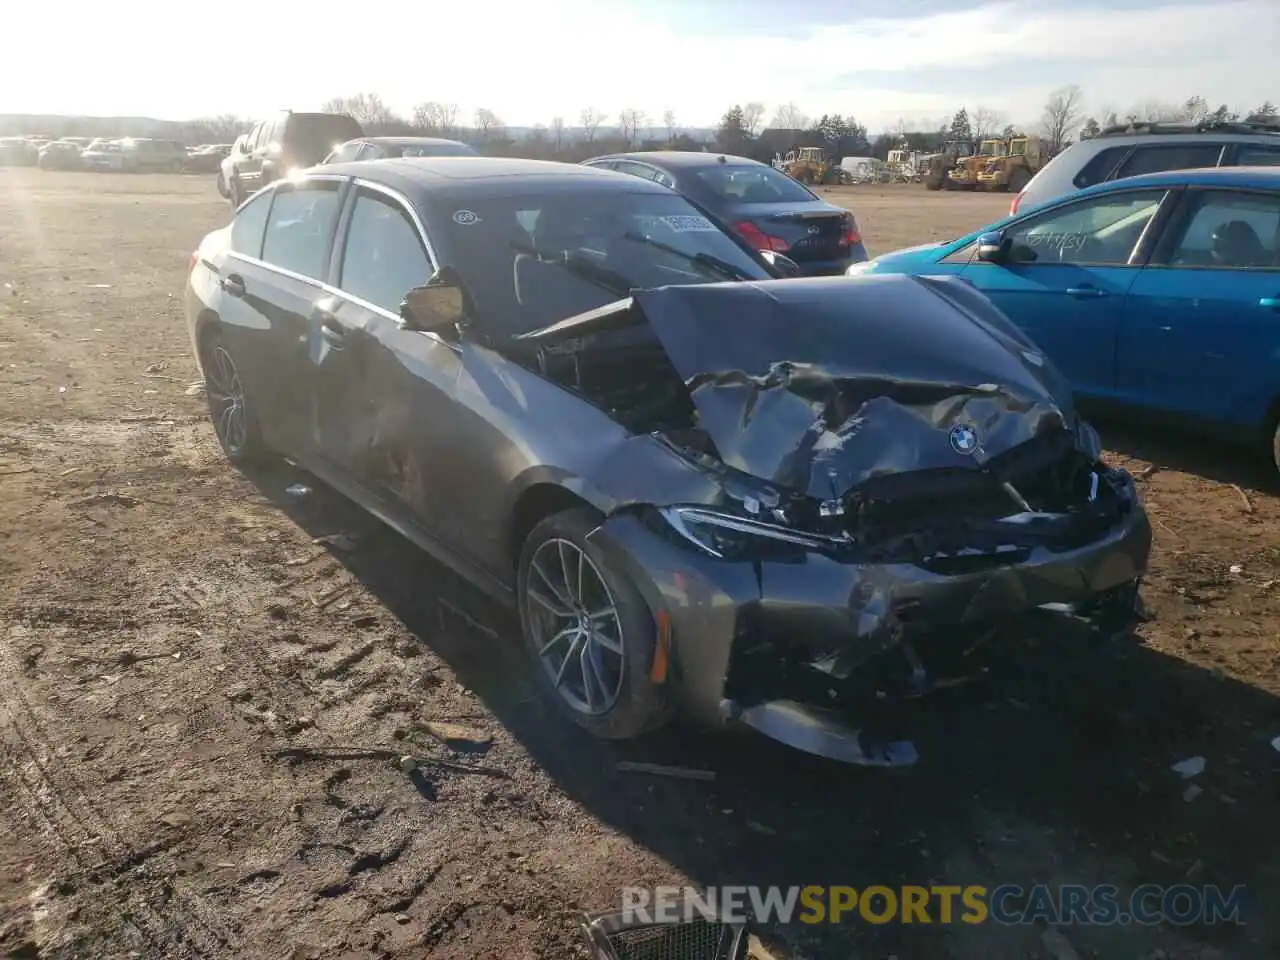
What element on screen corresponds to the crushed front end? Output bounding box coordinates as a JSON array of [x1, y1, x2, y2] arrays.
[[590, 424, 1150, 766], [530, 276, 1153, 764]]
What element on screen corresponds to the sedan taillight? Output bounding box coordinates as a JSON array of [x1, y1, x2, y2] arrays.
[[734, 220, 789, 252]]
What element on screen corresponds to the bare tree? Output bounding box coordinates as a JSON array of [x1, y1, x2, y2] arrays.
[[890, 117, 910, 142], [1039, 84, 1084, 152], [1124, 100, 1179, 123], [199, 114, 248, 141], [437, 103, 460, 136], [550, 116, 565, 153], [619, 108, 647, 147], [413, 101, 442, 132], [742, 102, 766, 137], [770, 102, 809, 131], [662, 109, 676, 141], [580, 107, 605, 143], [473, 108, 505, 140], [971, 105, 1007, 141], [321, 92, 396, 127]]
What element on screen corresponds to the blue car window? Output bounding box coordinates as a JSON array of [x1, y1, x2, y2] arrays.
[[1236, 145, 1280, 167], [1004, 190, 1166, 265], [1158, 190, 1280, 269]]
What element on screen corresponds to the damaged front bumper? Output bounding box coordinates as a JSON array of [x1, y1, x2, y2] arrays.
[[585, 469, 1152, 767]]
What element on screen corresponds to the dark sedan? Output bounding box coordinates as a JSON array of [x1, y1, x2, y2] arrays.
[[185, 157, 1150, 765], [583, 151, 869, 276], [322, 136, 478, 164]]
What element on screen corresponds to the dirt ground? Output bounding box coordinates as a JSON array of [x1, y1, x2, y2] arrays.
[[2, 170, 1279, 960]]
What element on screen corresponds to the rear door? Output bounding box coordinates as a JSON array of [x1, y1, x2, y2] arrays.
[[226, 177, 346, 455], [957, 187, 1173, 399], [238, 122, 266, 187], [1117, 187, 1280, 425]]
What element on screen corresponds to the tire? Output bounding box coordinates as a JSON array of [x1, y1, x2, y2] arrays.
[[517, 507, 671, 740], [228, 176, 242, 208], [215, 173, 229, 199], [199, 329, 269, 465], [1270, 418, 1280, 478]]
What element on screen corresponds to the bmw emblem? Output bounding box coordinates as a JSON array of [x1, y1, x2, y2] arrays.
[[807, 224, 821, 234], [949, 423, 979, 455]]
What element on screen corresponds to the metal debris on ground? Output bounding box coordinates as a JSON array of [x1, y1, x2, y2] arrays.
[[616, 761, 716, 781], [285, 483, 312, 498], [1171, 756, 1206, 778], [184, 380, 205, 396], [312, 533, 358, 551], [1183, 784, 1204, 802]]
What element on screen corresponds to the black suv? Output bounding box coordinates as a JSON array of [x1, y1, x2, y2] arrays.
[[223, 111, 363, 207]]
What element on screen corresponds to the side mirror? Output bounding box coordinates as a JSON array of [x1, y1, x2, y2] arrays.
[[400, 267, 469, 333], [759, 249, 801, 278], [975, 231, 1008, 263]]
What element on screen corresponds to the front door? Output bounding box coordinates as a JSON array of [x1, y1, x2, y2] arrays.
[[1118, 187, 1280, 425], [959, 187, 1171, 400]]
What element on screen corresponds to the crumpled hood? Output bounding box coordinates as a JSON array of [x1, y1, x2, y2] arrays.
[[628, 274, 1073, 501]]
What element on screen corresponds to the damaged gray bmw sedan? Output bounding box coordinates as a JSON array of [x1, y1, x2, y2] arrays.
[[185, 157, 1152, 766]]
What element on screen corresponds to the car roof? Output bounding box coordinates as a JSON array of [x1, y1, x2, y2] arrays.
[[358, 136, 470, 148], [586, 150, 764, 169], [317, 155, 672, 199], [1079, 165, 1280, 195]]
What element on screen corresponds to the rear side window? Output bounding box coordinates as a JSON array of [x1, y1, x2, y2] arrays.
[[261, 181, 342, 279], [1235, 144, 1280, 167], [338, 189, 434, 312], [230, 191, 272, 257], [1071, 146, 1131, 188], [1157, 190, 1280, 268], [1114, 143, 1224, 179], [327, 141, 364, 164]]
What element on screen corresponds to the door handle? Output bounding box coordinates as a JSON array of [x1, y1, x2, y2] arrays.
[[1065, 285, 1107, 298], [1260, 297, 1280, 309], [220, 274, 246, 298], [319, 312, 347, 347]]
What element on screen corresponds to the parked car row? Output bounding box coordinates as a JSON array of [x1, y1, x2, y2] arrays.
[[0, 134, 235, 172]]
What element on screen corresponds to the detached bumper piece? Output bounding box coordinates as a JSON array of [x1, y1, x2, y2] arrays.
[[581, 908, 749, 960]]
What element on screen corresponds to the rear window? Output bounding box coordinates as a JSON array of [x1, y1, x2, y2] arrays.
[[398, 142, 476, 157], [1236, 144, 1280, 167], [1072, 146, 1130, 188], [692, 165, 816, 203], [284, 114, 365, 165], [1114, 143, 1224, 179]]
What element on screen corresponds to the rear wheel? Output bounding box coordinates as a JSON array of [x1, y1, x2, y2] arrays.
[[200, 330, 268, 464], [228, 176, 243, 208], [517, 507, 670, 740]]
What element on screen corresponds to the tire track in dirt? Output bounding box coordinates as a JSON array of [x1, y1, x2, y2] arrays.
[[0, 629, 241, 958]]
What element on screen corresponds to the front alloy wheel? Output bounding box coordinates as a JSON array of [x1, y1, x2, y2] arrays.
[[518, 508, 670, 739], [526, 537, 626, 716]]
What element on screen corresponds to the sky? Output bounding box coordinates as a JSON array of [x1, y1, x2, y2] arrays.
[[2, 0, 1277, 132]]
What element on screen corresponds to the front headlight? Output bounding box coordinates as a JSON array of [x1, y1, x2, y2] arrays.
[[845, 259, 877, 277], [658, 505, 848, 559]]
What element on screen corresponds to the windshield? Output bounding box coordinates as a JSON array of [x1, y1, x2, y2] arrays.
[[693, 165, 817, 204], [286, 115, 364, 165], [432, 190, 772, 336]]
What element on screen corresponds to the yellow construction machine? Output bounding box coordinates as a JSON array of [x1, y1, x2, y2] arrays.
[[922, 140, 975, 190], [782, 146, 846, 185], [946, 138, 1008, 189], [975, 135, 1046, 191]]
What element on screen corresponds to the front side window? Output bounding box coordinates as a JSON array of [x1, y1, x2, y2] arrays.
[[1114, 143, 1223, 179], [693, 165, 816, 203], [1002, 189, 1167, 265], [230, 190, 272, 257], [432, 190, 772, 335], [1156, 190, 1280, 268], [338, 190, 434, 312], [260, 181, 341, 279]]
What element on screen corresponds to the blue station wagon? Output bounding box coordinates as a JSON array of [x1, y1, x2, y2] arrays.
[[850, 167, 1280, 471]]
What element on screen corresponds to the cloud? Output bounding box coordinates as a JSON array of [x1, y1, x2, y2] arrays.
[[0, 0, 1275, 131]]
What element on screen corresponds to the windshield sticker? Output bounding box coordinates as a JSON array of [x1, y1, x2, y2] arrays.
[[661, 215, 717, 233], [453, 209, 481, 226]]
